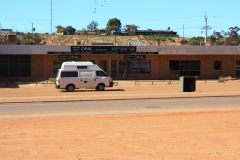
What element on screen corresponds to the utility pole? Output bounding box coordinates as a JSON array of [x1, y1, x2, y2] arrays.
[[50, 0, 52, 34], [183, 24, 184, 39], [31, 23, 34, 34], [201, 11, 212, 46]]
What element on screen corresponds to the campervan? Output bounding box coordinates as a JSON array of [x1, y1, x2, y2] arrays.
[[55, 61, 114, 91]]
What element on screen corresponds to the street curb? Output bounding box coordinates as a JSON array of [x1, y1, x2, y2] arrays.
[[1, 94, 239, 104]]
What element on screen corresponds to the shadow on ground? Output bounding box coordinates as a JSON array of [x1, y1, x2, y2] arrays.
[[0, 82, 19, 88], [60, 89, 125, 93]]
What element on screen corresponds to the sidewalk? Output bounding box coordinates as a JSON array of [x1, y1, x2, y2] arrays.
[[0, 80, 239, 103]]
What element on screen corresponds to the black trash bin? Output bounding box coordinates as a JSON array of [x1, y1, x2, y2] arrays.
[[180, 76, 196, 92]]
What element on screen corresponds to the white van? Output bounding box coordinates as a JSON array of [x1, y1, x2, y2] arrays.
[[55, 61, 114, 92]]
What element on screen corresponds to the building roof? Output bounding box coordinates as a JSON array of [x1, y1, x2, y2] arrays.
[[128, 41, 147, 46]]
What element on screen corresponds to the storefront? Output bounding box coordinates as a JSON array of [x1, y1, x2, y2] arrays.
[[0, 45, 240, 81]]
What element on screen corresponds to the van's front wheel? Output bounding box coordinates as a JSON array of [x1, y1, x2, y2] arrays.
[[66, 84, 75, 92], [96, 83, 105, 91]]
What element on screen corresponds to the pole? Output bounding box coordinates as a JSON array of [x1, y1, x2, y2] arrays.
[[205, 11, 207, 46], [110, 58, 111, 77], [31, 23, 33, 34], [183, 24, 184, 39]]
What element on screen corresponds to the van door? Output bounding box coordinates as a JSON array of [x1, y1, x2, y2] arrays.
[[79, 71, 97, 88], [95, 70, 109, 86]]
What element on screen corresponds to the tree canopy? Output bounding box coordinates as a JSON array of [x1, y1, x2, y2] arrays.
[[64, 26, 76, 35], [87, 21, 99, 31], [106, 18, 122, 35], [123, 24, 139, 32]]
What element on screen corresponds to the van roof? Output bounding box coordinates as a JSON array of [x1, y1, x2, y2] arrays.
[[62, 61, 94, 66]]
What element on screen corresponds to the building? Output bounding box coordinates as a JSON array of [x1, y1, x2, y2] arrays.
[[0, 45, 240, 81]]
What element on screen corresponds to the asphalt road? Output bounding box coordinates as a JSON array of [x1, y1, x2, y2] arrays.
[[0, 97, 240, 119]]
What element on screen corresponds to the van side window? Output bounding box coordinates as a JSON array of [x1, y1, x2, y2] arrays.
[[77, 66, 87, 69], [96, 71, 107, 77], [61, 71, 78, 78]]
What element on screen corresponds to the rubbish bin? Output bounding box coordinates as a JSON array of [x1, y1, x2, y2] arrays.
[[180, 76, 196, 92]]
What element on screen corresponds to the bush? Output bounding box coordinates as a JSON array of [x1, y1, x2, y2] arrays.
[[48, 77, 56, 83], [167, 37, 175, 42]]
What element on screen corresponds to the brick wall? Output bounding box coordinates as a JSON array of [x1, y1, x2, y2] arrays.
[[159, 55, 240, 79]]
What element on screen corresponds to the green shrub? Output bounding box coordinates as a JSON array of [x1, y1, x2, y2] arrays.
[[48, 77, 56, 83], [167, 37, 175, 42]]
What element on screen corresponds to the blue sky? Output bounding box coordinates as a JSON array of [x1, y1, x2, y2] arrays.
[[0, 0, 240, 38]]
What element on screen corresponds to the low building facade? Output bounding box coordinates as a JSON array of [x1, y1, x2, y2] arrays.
[[0, 45, 240, 81]]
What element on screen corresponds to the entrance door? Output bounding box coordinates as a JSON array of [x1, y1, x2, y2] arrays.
[[213, 61, 222, 79], [99, 60, 107, 73]]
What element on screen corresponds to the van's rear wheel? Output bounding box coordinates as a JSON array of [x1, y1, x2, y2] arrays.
[[96, 83, 105, 91], [66, 84, 75, 92]]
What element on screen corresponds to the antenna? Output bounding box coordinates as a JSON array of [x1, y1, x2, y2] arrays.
[[201, 11, 212, 46], [50, 0, 52, 34]]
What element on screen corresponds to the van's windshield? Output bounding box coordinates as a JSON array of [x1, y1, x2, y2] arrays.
[[96, 71, 108, 77]]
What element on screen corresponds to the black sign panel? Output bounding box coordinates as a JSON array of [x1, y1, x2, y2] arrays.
[[48, 52, 74, 54], [137, 52, 158, 54], [71, 46, 136, 54], [59, 55, 81, 60], [110, 60, 116, 77], [124, 55, 146, 60]]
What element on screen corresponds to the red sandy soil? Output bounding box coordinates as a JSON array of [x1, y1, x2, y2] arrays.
[[0, 111, 240, 160], [0, 80, 240, 160]]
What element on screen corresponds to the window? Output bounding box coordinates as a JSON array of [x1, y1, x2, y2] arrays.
[[0, 55, 31, 78], [61, 71, 78, 78], [96, 71, 108, 77], [77, 66, 88, 69], [214, 61, 221, 70], [237, 60, 240, 76], [119, 60, 151, 74], [80, 72, 93, 78], [169, 60, 200, 78]]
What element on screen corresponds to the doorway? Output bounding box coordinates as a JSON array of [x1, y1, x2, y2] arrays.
[[213, 61, 222, 79], [99, 60, 107, 72]]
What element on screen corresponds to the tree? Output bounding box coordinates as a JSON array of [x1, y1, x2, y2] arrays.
[[80, 28, 88, 35], [209, 35, 216, 45], [64, 26, 76, 35], [55, 25, 65, 34], [180, 39, 188, 45], [225, 26, 240, 45], [123, 24, 139, 32], [87, 21, 99, 31], [187, 37, 204, 46], [106, 18, 122, 35]]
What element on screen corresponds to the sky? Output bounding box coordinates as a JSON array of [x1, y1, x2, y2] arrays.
[[0, 0, 240, 38]]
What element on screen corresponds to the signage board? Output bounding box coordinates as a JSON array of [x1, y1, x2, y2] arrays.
[[71, 46, 136, 54], [124, 55, 146, 60], [48, 52, 73, 54], [58, 55, 81, 60]]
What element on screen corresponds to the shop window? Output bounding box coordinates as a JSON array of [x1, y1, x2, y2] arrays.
[[0, 64, 8, 77], [119, 60, 151, 74], [237, 60, 240, 76], [20, 64, 31, 77], [0, 55, 8, 63], [169, 60, 200, 78], [0, 55, 31, 78], [20, 55, 31, 63], [9, 55, 19, 64], [9, 64, 19, 77], [54, 61, 63, 74]]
